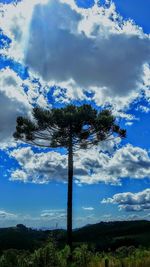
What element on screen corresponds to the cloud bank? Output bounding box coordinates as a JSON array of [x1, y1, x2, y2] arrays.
[[1, 0, 150, 112], [10, 143, 150, 185], [24, 0, 150, 110], [102, 189, 150, 212]]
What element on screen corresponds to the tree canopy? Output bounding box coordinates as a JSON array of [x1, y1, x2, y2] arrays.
[[14, 104, 126, 150]]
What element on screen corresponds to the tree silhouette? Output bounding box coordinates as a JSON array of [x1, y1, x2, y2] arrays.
[[13, 104, 126, 249]]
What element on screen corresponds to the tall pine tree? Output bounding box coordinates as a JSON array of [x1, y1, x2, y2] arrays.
[[14, 104, 126, 248]]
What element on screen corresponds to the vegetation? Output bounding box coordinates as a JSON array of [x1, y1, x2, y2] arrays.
[[14, 104, 126, 248], [0, 221, 149, 253], [0, 241, 150, 267]]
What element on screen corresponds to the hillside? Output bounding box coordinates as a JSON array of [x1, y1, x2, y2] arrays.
[[0, 220, 149, 252], [73, 220, 150, 250]]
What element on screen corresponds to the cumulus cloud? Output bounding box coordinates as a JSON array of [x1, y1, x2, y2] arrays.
[[0, 67, 50, 147], [10, 147, 68, 183], [75, 144, 150, 184], [22, 0, 150, 110], [1, 0, 150, 111], [0, 0, 49, 59], [142, 64, 150, 102], [102, 189, 150, 212], [0, 68, 31, 147], [9, 143, 150, 184]]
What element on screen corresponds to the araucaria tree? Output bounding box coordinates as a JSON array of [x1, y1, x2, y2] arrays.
[[13, 104, 126, 248]]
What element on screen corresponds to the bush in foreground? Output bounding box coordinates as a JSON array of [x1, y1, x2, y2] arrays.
[[0, 242, 150, 267]]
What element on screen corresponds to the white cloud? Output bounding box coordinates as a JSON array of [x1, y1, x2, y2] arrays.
[[137, 105, 150, 113], [23, 0, 150, 110], [1, 0, 150, 112], [41, 209, 66, 219], [9, 143, 150, 185], [0, 67, 49, 148], [11, 170, 28, 182], [0, 209, 67, 228], [75, 144, 150, 185], [0, 210, 17, 219], [142, 64, 150, 103], [10, 147, 68, 183], [82, 207, 94, 211], [102, 189, 150, 212], [0, 0, 49, 60], [125, 122, 133, 126], [0, 68, 31, 147]]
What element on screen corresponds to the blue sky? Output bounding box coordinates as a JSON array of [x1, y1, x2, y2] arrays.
[[0, 0, 150, 228]]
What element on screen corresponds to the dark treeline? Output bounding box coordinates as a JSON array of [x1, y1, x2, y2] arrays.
[[0, 220, 149, 253]]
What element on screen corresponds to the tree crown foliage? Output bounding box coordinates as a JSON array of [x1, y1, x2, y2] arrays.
[[14, 104, 126, 150]]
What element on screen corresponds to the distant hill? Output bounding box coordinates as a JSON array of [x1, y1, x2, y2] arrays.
[[0, 224, 48, 252], [0, 220, 149, 252], [73, 220, 150, 250]]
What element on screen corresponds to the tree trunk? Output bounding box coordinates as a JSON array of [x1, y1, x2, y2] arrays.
[[67, 129, 73, 250]]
